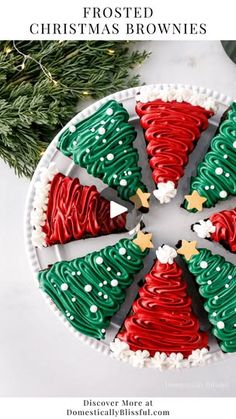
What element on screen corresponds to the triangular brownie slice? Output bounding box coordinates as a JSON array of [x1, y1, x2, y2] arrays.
[[136, 87, 216, 203], [184, 102, 236, 210], [31, 163, 127, 247], [181, 246, 236, 353], [111, 245, 208, 367], [57, 100, 150, 210], [193, 207, 236, 253], [38, 235, 151, 339]]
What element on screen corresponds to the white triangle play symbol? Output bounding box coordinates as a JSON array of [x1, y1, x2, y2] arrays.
[[110, 201, 128, 218]]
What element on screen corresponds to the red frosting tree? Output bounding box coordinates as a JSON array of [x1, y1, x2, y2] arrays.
[[136, 88, 214, 204], [118, 245, 208, 357], [31, 164, 127, 247]]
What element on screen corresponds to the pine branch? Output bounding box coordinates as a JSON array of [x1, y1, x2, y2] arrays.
[[0, 41, 150, 177]]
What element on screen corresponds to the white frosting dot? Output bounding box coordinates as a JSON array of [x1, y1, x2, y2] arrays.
[[118, 140, 123, 145], [100, 157, 104, 161], [120, 179, 127, 186], [77, 271, 81, 276], [70, 316, 74, 320], [217, 321, 225, 329], [212, 312, 217, 317], [90, 305, 98, 313], [107, 267, 111, 271], [101, 328, 106, 333], [207, 280, 212, 285], [111, 279, 118, 287], [72, 297, 76, 302], [99, 283, 103, 287], [73, 141, 77, 146], [104, 295, 108, 300], [102, 139, 107, 143], [119, 247, 126, 255], [84, 284, 92, 292], [86, 148, 90, 153], [117, 272, 121, 276], [95, 135, 99, 140], [103, 281, 107, 285], [107, 153, 114, 161], [69, 125, 76, 133], [61, 283, 68, 291], [225, 284, 229, 289], [225, 173, 230, 177], [200, 261, 208, 269], [219, 190, 227, 198], [91, 128, 95, 132], [116, 127, 120, 132], [111, 119, 115, 123], [223, 154, 228, 159], [233, 141, 236, 148], [234, 324, 236, 328], [215, 167, 223, 175], [214, 295, 219, 300], [96, 256, 103, 265], [127, 256, 131, 260], [98, 292, 102, 296], [98, 127, 106, 135], [113, 174, 117, 179], [228, 275, 232, 280], [127, 171, 132, 175], [106, 108, 113, 116], [210, 185, 215, 190], [216, 267, 221, 272], [71, 272, 76, 276], [205, 186, 209, 190]]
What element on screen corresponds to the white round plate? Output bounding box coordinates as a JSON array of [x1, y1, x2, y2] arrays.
[[24, 84, 236, 368]]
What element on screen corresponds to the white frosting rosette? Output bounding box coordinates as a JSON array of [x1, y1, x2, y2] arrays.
[[156, 245, 177, 264], [193, 219, 216, 239], [153, 181, 177, 204], [30, 162, 58, 247]]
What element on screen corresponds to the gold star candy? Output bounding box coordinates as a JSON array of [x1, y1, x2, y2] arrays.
[[184, 190, 207, 212], [133, 231, 153, 252], [130, 188, 150, 210], [177, 240, 199, 261]]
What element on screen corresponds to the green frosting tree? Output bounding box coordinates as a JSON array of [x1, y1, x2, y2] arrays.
[[57, 100, 146, 201], [185, 102, 236, 209], [185, 247, 236, 353], [38, 237, 149, 340]]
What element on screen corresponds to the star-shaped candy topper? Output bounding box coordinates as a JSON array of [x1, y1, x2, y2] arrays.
[[133, 231, 153, 252], [184, 190, 207, 212], [130, 188, 151, 210], [177, 240, 199, 261]]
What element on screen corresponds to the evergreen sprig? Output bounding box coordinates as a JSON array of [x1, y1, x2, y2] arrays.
[[0, 41, 149, 177]]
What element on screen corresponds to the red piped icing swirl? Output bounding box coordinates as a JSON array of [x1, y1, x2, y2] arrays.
[[209, 207, 236, 253], [42, 173, 127, 246], [136, 100, 213, 186], [118, 259, 208, 357]]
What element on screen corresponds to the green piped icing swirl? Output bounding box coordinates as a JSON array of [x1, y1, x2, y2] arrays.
[[57, 100, 146, 201], [38, 238, 148, 340], [185, 102, 236, 209], [186, 248, 236, 352]]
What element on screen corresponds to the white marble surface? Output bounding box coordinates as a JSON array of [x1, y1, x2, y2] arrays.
[[0, 41, 236, 397]]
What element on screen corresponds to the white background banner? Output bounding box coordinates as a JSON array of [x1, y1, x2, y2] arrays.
[[1, 0, 235, 40]]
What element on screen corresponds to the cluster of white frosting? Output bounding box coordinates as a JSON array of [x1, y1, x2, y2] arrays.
[[153, 181, 177, 204], [136, 86, 217, 112], [193, 219, 216, 239], [156, 245, 177, 264], [110, 339, 211, 369], [30, 162, 58, 247]]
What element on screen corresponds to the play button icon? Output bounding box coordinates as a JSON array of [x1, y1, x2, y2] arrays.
[[110, 201, 128, 218]]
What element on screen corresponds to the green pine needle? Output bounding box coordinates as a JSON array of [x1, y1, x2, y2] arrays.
[[0, 41, 149, 177]]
